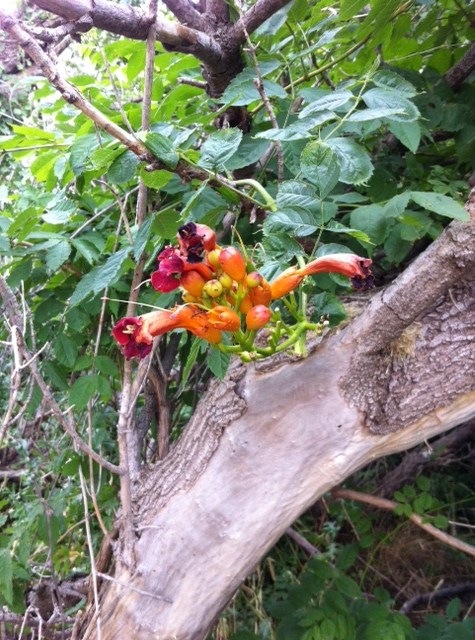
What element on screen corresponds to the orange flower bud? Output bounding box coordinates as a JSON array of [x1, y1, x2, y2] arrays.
[[245, 272, 263, 289], [250, 279, 272, 307], [203, 279, 223, 299], [206, 306, 241, 332], [246, 305, 271, 330], [239, 294, 253, 314], [218, 246, 246, 282], [180, 270, 207, 298], [270, 267, 303, 300]]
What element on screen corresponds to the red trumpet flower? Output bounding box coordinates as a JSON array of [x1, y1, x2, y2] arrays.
[[270, 253, 374, 300]]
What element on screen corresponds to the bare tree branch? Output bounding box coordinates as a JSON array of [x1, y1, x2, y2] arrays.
[[29, 0, 223, 64], [230, 0, 292, 46], [333, 488, 475, 558], [161, 0, 208, 31], [445, 40, 475, 91]]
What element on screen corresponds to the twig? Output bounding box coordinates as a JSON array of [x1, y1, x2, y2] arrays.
[[400, 582, 475, 615], [0, 275, 122, 476], [333, 488, 475, 559], [178, 76, 207, 89], [238, 4, 284, 181], [285, 527, 320, 557], [79, 466, 103, 640], [101, 50, 136, 135]]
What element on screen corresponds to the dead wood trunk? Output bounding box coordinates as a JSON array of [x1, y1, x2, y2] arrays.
[[75, 203, 475, 639]]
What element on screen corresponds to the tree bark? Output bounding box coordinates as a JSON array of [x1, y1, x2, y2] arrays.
[[74, 202, 475, 639]]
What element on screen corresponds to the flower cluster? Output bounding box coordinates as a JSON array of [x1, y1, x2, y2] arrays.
[[112, 222, 374, 360]]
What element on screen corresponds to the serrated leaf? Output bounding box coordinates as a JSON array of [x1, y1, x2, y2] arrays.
[[264, 209, 318, 237], [199, 128, 243, 171], [325, 220, 371, 243], [90, 145, 122, 170], [388, 120, 421, 153], [70, 134, 99, 176], [350, 204, 387, 244], [94, 355, 119, 377], [70, 247, 130, 306], [410, 191, 469, 221], [300, 141, 340, 198], [154, 210, 182, 239], [207, 348, 231, 379], [348, 107, 406, 122], [0, 549, 13, 605], [225, 135, 270, 170], [138, 167, 174, 190], [69, 375, 101, 411], [54, 334, 77, 368], [299, 90, 353, 119], [373, 70, 417, 96], [326, 137, 373, 185], [144, 132, 179, 169], [72, 238, 101, 264], [362, 88, 420, 122], [383, 192, 411, 218], [46, 240, 71, 271], [107, 150, 139, 184], [133, 216, 154, 261], [276, 181, 319, 212]]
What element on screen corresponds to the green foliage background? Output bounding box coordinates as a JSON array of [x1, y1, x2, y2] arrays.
[[0, 0, 474, 637]]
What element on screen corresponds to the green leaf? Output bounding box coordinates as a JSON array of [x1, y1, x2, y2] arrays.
[[299, 90, 353, 118], [154, 210, 182, 239], [144, 132, 179, 169], [69, 375, 101, 411], [70, 134, 99, 176], [133, 216, 154, 260], [94, 355, 119, 377], [340, 0, 368, 20], [362, 88, 420, 122], [0, 549, 13, 605], [54, 334, 77, 369], [350, 204, 388, 244], [138, 167, 174, 190], [70, 247, 130, 306], [46, 240, 71, 271], [388, 121, 421, 153], [277, 181, 319, 212], [326, 137, 373, 185], [255, 113, 335, 141], [107, 150, 139, 184], [325, 220, 371, 244], [383, 192, 411, 218], [180, 337, 201, 392], [347, 107, 406, 122], [225, 135, 270, 170], [199, 129, 243, 171], [300, 141, 340, 198], [372, 70, 417, 97], [264, 209, 318, 237], [90, 145, 123, 170], [410, 192, 469, 221], [207, 348, 231, 379]]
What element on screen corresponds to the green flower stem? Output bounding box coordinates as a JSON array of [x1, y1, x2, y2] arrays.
[[232, 179, 277, 212]]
